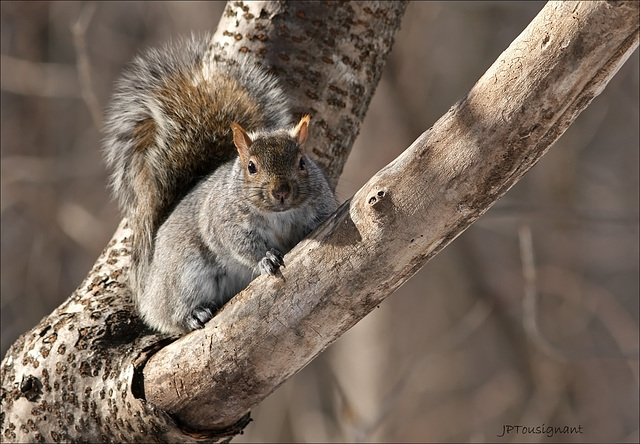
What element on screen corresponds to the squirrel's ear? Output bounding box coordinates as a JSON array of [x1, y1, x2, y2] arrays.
[[292, 115, 311, 146], [231, 122, 252, 160]]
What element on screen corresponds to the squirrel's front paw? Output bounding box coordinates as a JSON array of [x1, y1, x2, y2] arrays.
[[259, 248, 285, 276], [185, 305, 215, 331]]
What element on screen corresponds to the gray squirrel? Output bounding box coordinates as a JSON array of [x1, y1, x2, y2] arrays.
[[103, 35, 337, 335]]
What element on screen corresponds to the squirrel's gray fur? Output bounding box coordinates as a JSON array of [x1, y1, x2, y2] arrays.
[[103, 35, 337, 334]]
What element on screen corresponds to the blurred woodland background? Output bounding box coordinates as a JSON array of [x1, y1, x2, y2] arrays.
[[1, 2, 638, 442]]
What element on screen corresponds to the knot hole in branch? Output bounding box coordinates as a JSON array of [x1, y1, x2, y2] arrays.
[[368, 189, 387, 206], [363, 186, 394, 226]]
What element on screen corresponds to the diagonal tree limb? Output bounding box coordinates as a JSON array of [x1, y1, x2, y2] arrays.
[[142, 0, 639, 431]]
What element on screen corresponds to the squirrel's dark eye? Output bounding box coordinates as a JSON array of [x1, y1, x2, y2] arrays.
[[298, 157, 306, 171], [247, 160, 257, 175]]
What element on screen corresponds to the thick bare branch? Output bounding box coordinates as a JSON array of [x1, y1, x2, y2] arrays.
[[143, 0, 639, 431]]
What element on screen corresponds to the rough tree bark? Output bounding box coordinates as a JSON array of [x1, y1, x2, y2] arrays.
[[2, 1, 638, 443]]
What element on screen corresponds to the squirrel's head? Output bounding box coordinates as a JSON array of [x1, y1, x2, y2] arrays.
[[231, 115, 314, 213]]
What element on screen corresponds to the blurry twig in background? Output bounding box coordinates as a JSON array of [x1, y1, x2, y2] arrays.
[[314, 358, 366, 442], [519, 224, 568, 361], [0, 54, 79, 98], [487, 204, 638, 226], [71, 2, 103, 131], [519, 225, 638, 360], [288, 299, 494, 442], [353, 298, 493, 441]]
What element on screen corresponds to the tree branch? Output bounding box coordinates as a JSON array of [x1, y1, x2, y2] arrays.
[[143, 0, 639, 431]]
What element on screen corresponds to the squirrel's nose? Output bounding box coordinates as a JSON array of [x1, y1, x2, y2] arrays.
[[272, 184, 291, 202]]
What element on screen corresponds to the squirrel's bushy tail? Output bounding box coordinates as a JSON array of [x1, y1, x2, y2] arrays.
[[102, 34, 291, 299]]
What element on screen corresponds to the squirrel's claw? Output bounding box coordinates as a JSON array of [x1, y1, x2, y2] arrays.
[[259, 248, 285, 276], [185, 305, 215, 331]]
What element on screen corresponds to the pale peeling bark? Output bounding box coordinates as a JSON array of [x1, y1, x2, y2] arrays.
[[142, 0, 640, 432], [1, 1, 406, 443]]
